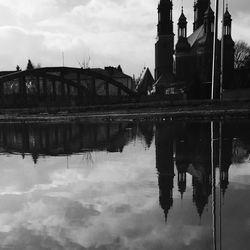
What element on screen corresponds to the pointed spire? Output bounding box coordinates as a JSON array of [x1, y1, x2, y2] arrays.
[[224, 4, 231, 19], [178, 7, 187, 24], [223, 2, 232, 36]]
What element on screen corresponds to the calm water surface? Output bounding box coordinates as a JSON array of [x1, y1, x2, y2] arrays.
[[0, 120, 250, 249]]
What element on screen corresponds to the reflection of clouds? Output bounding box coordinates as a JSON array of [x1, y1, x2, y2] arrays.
[[229, 163, 250, 188], [0, 168, 84, 196], [0, 141, 164, 249], [1, 135, 249, 249], [218, 187, 250, 250]]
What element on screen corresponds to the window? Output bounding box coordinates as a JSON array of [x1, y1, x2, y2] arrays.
[[211, 22, 214, 33]]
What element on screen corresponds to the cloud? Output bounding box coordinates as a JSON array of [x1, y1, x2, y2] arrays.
[[0, 0, 156, 74], [0, 0, 249, 78]]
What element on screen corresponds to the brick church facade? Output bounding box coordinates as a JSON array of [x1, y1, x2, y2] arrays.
[[154, 0, 235, 99]]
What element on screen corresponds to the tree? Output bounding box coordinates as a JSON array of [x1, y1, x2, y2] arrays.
[[26, 59, 34, 70], [16, 65, 21, 71], [77, 56, 91, 69], [234, 40, 250, 69]]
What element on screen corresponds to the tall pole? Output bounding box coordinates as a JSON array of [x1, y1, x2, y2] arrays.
[[220, 0, 225, 101], [211, 121, 217, 250], [219, 121, 222, 250], [211, 0, 220, 100]]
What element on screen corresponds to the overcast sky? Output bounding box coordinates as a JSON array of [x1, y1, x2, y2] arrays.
[[0, 0, 249, 76]]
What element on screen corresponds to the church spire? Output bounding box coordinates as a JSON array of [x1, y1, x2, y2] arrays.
[[223, 4, 232, 36], [178, 6, 187, 38]]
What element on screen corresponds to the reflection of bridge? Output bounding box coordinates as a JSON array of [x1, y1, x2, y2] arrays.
[[0, 67, 136, 107], [0, 122, 136, 163]]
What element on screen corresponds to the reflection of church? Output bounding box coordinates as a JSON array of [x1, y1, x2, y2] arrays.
[[155, 123, 175, 221], [154, 0, 234, 98], [154, 121, 240, 221]]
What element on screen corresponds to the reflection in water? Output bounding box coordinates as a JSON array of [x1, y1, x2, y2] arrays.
[[0, 122, 137, 163], [155, 121, 250, 221], [155, 122, 214, 220], [0, 120, 250, 249], [0, 121, 249, 218]]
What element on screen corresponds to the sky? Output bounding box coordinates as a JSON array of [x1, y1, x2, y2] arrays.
[[0, 0, 249, 77]]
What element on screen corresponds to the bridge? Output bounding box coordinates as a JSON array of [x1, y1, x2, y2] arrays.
[[0, 67, 137, 108]]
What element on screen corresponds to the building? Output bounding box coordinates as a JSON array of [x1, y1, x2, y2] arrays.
[[155, 0, 235, 99]]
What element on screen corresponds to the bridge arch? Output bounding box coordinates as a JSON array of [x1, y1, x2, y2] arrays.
[[0, 67, 136, 107]]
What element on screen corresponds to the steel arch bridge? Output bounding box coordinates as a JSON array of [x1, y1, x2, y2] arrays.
[[0, 67, 136, 107]]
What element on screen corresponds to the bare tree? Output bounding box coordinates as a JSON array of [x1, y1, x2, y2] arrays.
[[234, 40, 250, 69], [77, 56, 91, 69], [16, 65, 22, 71]]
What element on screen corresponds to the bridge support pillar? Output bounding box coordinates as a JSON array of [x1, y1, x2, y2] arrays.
[[77, 72, 83, 103], [118, 86, 121, 99], [60, 72, 65, 98], [36, 76, 40, 98], [67, 82, 70, 97], [42, 76, 47, 98], [20, 76, 27, 105], [52, 80, 56, 101], [0, 81, 3, 100], [105, 81, 109, 97], [92, 77, 96, 98]]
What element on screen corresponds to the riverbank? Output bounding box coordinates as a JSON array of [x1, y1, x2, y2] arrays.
[[0, 100, 249, 123]]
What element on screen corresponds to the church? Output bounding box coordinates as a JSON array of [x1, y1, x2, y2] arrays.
[[154, 0, 234, 99]]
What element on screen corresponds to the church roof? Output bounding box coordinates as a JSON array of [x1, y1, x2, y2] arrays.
[[136, 68, 154, 93], [187, 25, 204, 47], [153, 73, 176, 88]]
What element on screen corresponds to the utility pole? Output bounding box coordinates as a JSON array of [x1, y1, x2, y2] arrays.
[[62, 51, 65, 67], [220, 0, 225, 101], [211, 0, 219, 100]]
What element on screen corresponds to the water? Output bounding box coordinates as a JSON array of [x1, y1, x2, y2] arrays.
[[0, 120, 249, 249]]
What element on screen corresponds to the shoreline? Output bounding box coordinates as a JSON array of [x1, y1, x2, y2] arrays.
[[0, 101, 249, 123]]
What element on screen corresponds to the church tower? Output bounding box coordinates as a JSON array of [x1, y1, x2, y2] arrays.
[[193, 0, 210, 31], [155, 0, 174, 81], [197, 4, 215, 87], [176, 7, 191, 81], [222, 5, 235, 89]]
